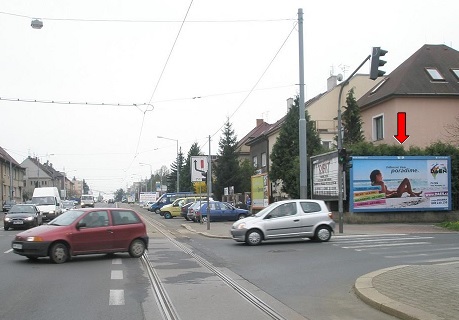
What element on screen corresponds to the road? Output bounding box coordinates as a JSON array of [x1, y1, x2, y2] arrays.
[[1, 203, 458, 320]]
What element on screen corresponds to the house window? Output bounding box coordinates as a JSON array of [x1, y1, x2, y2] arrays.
[[321, 141, 332, 149], [261, 152, 267, 167], [451, 68, 459, 80], [425, 67, 445, 81], [252, 156, 258, 168], [373, 115, 384, 141]]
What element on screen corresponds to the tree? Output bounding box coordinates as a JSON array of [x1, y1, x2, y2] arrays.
[[270, 96, 322, 199], [181, 142, 203, 192], [114, 188, 125, 202], [166, 148, 184, 192], [213, 119, 241, 200], [83, 179, 90, 194], [342, 88, 364, 145]]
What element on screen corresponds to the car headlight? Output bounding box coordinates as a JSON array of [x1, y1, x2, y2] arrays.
[[237, 223, 246, 229], [26, 216, 34, 221], [26, 236, 44, 242], [4, 217, 11, 222]]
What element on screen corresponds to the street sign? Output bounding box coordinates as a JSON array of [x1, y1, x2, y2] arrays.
[[191, 156, 208, 182]]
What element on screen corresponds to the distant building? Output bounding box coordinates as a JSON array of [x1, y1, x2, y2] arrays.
[[0, 146, 26, 207]]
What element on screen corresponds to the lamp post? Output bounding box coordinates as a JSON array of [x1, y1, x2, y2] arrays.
[[139, 163, 153, 192], [157, 136, 179, 193]]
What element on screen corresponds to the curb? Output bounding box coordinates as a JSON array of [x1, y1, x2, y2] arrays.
[[180, 223, 232, 239], [354, 265, 442, 320]]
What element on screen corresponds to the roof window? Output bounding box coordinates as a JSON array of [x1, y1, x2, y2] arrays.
[[425, 67, 445, 81], [451, 68, 459, 80], [370, 78, 388, 95]]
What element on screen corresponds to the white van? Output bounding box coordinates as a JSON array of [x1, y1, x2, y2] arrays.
[[80, 194, 95, 208], [31, 187, 63, 221]]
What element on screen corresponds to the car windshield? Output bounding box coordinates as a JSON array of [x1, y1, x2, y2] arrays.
[[8, 205, 36, 214], [48, 210, 85, 226], [254, 203, 276, 217], [32, 196, 55, 205]]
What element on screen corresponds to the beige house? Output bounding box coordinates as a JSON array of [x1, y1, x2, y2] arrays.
[[0, 146, 26, 207], [358, 44, 459, 148]]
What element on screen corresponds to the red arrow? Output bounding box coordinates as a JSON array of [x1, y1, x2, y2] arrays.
[[394, 112, 409, 144]]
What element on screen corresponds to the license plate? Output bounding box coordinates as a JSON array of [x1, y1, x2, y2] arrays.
[[12, 243, 22, 250], [13, 220, 24, 224]]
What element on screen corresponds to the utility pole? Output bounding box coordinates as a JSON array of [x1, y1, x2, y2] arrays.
[[298, 8, 307, 199]]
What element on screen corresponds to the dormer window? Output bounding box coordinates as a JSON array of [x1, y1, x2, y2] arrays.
[[451, 68, 459, 80], [425, 67, 445, 81]]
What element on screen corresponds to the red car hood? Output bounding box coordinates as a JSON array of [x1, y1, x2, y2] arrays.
[[15, 224, 70, 239]]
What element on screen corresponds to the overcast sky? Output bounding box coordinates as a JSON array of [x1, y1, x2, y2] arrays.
[[1, 1, 458, 196]]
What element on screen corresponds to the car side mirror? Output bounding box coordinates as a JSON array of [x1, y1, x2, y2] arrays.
[[76, 222, 87, 229]]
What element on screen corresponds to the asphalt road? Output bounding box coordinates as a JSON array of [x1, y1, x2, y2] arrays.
[[2, 204, 458, 320]]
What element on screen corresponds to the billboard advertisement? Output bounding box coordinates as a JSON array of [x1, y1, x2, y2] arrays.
[[251, 173, 269, 209], [311, 151, 339, 200], [350, 156, 451, 212]]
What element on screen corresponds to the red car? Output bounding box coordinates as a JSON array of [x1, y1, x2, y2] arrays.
[[11, 208, 149, 264]]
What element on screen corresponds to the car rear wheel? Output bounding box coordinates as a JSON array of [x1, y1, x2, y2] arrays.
[[129, 239, 145, 258], [155, 208, 161, 214], [246, 229, 262, 246], [201, 216, 208, 223], [314, 226, 332, 242], [49, 243, 69, 264], [184, 216, 190, 221], [164, 212, 172, 219]]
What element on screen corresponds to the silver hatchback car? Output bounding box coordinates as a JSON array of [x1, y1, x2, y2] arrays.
[[231, 199, 335, 245]]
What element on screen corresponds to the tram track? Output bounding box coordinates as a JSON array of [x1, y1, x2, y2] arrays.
[[141, 214, 288, 320]]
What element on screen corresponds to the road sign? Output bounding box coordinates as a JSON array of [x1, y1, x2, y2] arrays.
[[191, 156, 208, 182]]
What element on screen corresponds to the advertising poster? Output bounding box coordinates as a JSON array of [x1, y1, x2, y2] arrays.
[[311, 151, 339, 200], [350, 156, 451, 212], [251, 173, 269, 209]]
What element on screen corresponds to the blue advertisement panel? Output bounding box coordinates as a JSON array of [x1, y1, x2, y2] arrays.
[[350, 156, 451, 212]]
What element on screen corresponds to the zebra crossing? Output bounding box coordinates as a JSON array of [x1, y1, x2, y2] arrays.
[[332, 233, 459, 263]]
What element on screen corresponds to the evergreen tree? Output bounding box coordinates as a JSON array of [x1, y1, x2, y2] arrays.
[[213, 119, 240, 200], [270, 96, 322, 198], [342, 88, 365, 145], [166, 148, 184, 192], [83, 179, 90, 194]]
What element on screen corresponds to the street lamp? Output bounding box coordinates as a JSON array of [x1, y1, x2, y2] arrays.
[[139, 163, 153, 192], [157, 136, 179, 193]]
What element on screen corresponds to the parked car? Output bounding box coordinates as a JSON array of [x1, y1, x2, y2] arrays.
[[160, 197, 210, 219], [2, 200, 17, 212], [230, 199, 335, 246], [180, 202, 195, 220], [3, 204, 42, 230], [187, 201, 249, 222], [11, 208, 149, 263]]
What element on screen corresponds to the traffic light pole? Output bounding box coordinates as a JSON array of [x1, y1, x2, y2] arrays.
[[337, 54, 371, 233]]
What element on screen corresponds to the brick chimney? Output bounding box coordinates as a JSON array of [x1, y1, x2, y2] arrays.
[[256, 119, 264, 126]]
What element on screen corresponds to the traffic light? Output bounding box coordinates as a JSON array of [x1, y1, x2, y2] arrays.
[[338, 148, 347, 164], [338, 148, 353, 171], [370, 47, 388, 80]]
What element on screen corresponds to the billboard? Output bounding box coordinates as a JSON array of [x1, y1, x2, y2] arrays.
[[251, 173, 269, 209], [311, 151, 339, 200], [350, 156, 451, 212]]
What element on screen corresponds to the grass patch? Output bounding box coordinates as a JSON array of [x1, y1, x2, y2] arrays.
[[437, 221, 459, 231]]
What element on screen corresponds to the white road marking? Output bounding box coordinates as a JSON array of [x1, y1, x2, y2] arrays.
[[111, 270, 123, 280], [4, 249, 13, 253], [112, 258, 122, 264], [333, 236, 434, 244], [342, 241, 430, 250], [109, 290, 125, 305]]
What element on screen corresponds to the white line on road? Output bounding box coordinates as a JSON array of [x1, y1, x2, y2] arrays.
[[342, 241, 430, 250], [112, 258, 122, 264], [4, 249, 13, 253], [333, 236, 434, 244], [111, 270, 123, 280], [109, 290, 125, 305]]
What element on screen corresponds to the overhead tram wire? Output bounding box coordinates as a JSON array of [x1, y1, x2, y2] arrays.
[[201, 21, 298, 151]]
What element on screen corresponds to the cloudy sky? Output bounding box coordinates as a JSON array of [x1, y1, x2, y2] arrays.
[[1, 0, 458, 196]]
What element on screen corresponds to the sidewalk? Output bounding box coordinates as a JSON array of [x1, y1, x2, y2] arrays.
[[181, 221, 459, 320]]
